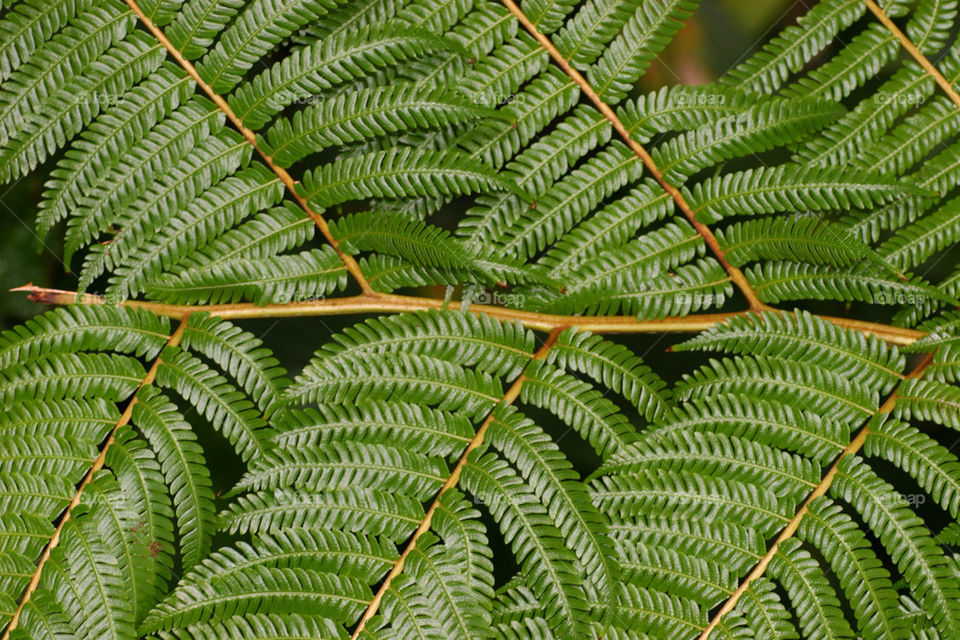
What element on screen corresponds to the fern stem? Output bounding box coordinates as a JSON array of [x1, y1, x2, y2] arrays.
[[348, 327, 563, 639], [697, 350, 936, 640], [11, 284, 927, 345], [120, 0, 374, 295], [0, 317, 191, 640], [497, 0, 769, 312], [867, 0, 960, 110]]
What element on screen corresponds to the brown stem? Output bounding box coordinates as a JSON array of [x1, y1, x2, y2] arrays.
[[121, 0, 373, 294], [697, 350, 936, 639], [12, 284, 926, 345], [498, 0, 769, 312], [348, 328, 562, 639], [0, 319, 190, 640]]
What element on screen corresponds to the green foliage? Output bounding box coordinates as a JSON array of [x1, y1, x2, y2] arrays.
[[3, 1, 960, 639]]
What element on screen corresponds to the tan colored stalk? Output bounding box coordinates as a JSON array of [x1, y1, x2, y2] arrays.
[[349, 328, 562, 638], [867, 0, 960, 110], [697, 351, 936, 639], [498, 0, 769, 311], [12, 284, 926, 346], [121, 0, 373, 294]]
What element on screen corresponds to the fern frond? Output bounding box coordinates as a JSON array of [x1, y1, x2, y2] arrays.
[[4, 1, 960, 637], [721, 0, 867, 93], [331, 211, 532, 285], [263, 84, 501, 167], [592, 469, 792, 533], [140, 566, 369, 634], [687, 164, 926, 224], [746, 261, 954, 309], [0, 305, 169, 369], [0, 352, 144, 403], [535, 182, 677, 275], [235, 442, 448, 501], [587, 0, 701, 103], [0, 2, 134, 145], [300, 147, 524, 209], [654, 97, 844, 183], [164, 0, 244, 61], [0, 31, 165, 182], [0, 434, 96, 478], [876, 196, 960, 271], [461, 452, 592, 637], [893, 377, 960, 431], [519, 359, 638, 458], [219, 488, 425, 540], [798, 60, 947, 166], [274, 402, 473, 457], [0, 0, 95, 82], [619, 85, 762, 142], [677, 354, 877, 422], [152, 613, 344, 640], [767, 538, 856, 639], [855, 91, 960, 176], [653, 394, 849, 463], [55, 98, 223, 254], [36, 64, 193, 237], [300, 310, 535, 382], [673, 309, 905, 389], [717, 217, 895, 273], [493, 142, 642, 258], [832, 456, 960, 636], [393, 529, 491, 638], [619, 542, 733, 604], [734, 578, 795, 639], [131, 387, 215, 570], [599, 429, 821, 499], [177, 201, 314, 268], [864, 419, 960, 519], [108, 166, 285, 298], [536, 257, 732, 317], [547, 327, 673, 421], [146, 247, 349, 305], [782, 23, 899, 102], [180, 313, 288, 416], [83, 464, 171, 622], [797, 497, 904, 640], [487, 407, 618, 606], [288, 351, 504, 419], [195, 0, 338, 94], [611, 582, 707, 637], [76, 131, 252, 289], [154, 347, 274, 462], [35, 508, 135, 640]]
